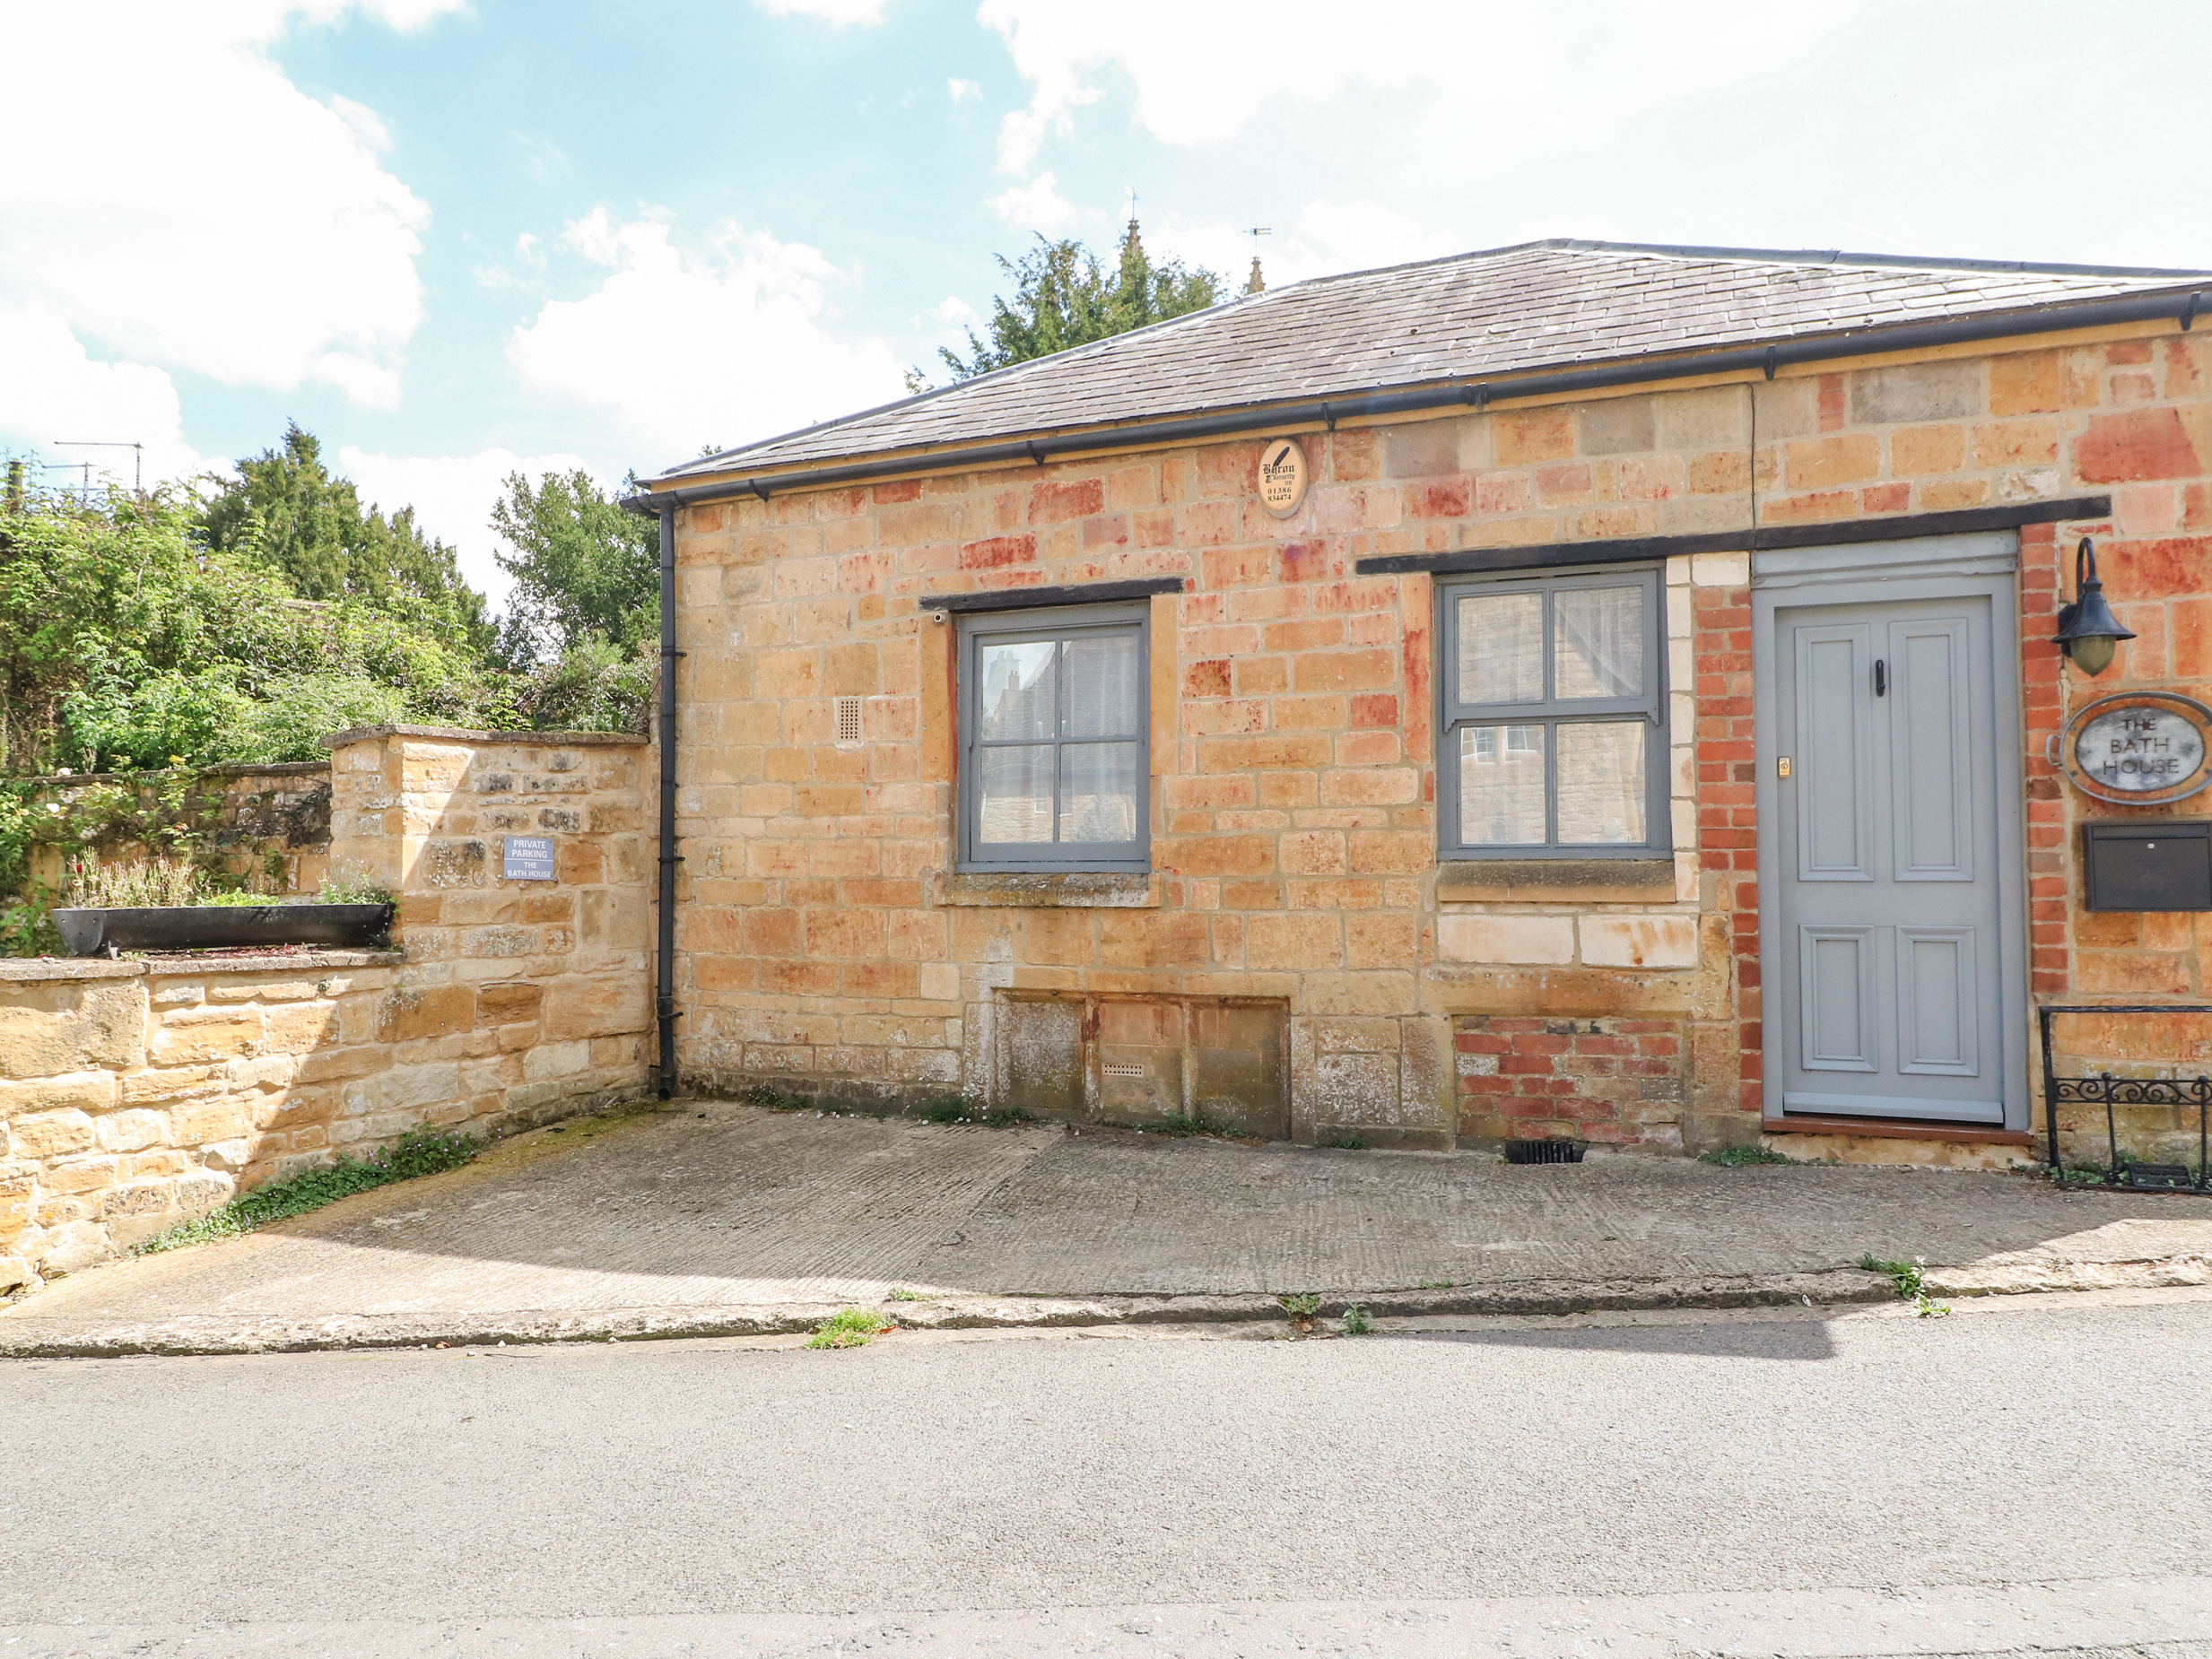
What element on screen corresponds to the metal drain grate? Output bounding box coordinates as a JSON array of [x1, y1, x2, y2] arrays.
[[1503, 1139, 1587, 1165]]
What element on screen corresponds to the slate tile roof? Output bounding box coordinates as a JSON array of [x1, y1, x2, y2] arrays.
[[650, 239, 2208, 486]]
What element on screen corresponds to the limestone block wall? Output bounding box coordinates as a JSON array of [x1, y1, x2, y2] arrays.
[[0, 726, 657, 1291], [666, 317, 2209, 1158], [323, 725, 656, 1119]]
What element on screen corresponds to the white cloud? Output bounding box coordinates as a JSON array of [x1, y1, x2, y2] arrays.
[[0, 304, 220, 491], [977, 1, 1870, 173], [0, 5, 447, 403], [755, 0, 887, 22], [928, 295, 980, 332], [507, 210, 910, 472], [947, 77, 982, 103], [339, 445, 597, 611], [987, 171, 1083, 236]]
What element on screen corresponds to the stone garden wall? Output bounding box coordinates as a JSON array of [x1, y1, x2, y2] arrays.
[[19, 760, 335, 899], [0, 726, 656, 1290]]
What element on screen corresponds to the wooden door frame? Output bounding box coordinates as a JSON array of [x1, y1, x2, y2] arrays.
[[1751, 535, 2030, 1133]]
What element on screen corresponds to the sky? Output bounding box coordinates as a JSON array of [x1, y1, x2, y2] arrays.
[[4, 0, 2208, 612]]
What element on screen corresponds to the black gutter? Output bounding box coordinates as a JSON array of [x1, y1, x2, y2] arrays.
[[1355, 496, 2116, 578], [654, 506, 680, 1099], [618, 288, 2206, 514]]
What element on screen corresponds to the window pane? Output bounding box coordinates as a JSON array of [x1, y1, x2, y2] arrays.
[[979, 640, 1056, 741], [977, 745, 1055, 843], [1459, 724, 1546, 845], [1457, 593, 1543, 705], [1059, 743, 1140, 844], [1556, 722, 1648, 844], [1064, 632, 1141, 737], [1554, 585, 1644, 699]]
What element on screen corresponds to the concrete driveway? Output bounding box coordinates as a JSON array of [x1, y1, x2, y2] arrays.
[[4, 1099, 2209, 1353]]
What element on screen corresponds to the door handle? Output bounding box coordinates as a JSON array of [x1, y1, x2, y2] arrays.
[[1874, 659, 1887, 697]]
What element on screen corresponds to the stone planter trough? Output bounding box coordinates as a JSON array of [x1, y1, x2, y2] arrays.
[[54, 904, 395, 958]]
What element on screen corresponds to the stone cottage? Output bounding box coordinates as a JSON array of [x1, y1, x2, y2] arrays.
[[631, 239, 2212, 1165]]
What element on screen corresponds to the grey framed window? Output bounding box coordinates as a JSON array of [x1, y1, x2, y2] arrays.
[[957, 602, 1150, 872], [1438, 568, 1669, 858]]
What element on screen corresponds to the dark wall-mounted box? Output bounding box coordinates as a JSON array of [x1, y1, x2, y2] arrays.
[[2083, 821, 2212, 911]]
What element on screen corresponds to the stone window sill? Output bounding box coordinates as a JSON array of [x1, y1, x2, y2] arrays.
[[935, 871, 1160, 908], [1435, 858, 1676, 906]]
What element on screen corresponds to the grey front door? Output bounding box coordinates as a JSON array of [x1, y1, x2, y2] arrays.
[[1769, 593, 2007, 1123]]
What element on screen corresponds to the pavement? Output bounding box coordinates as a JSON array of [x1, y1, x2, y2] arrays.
[[4, 1099, 2210, 1355], [4, 1291, 2211, 1654]]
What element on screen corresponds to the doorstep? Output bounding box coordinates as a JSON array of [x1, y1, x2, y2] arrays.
[[1763, 1116, 2034, 1147]]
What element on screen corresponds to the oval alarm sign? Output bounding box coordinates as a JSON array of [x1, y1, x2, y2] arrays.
[[1258, 438, 1309, 518]]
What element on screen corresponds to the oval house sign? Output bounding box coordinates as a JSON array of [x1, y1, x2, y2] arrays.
[[1258, 438, 1309, 518], [2061, 691, 2212, 805]]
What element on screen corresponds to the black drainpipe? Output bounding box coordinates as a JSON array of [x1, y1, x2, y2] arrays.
[[655, 505, 680, 1098]]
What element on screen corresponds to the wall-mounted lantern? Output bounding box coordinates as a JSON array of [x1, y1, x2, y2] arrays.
[[2051, 536, 2135, 677]]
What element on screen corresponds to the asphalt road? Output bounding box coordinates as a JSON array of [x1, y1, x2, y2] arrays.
[[4, 1291, 2210, 1657]]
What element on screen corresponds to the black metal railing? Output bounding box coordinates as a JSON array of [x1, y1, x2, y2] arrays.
[[2038, 1003, 2211, 1193]]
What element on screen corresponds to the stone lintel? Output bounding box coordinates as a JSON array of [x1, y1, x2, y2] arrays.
[[1424, 967, 1694, 1018]]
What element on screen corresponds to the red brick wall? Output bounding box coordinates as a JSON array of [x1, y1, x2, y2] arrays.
[[1456, 1016, 1689, 1142]]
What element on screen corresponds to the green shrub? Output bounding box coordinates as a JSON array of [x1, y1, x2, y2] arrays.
[[512, 639, 653, 734], [138, 1125, 480, 1254]]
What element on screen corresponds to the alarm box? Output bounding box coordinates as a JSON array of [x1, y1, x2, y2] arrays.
[[2082, 821, 2212, 911]]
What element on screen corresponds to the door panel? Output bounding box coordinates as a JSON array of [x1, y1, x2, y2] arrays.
[[1772, 595, 2004, 1125], [1795, 627, 1875, 882], [1799, 926, 1877, 1072], [1896, 926, 1978, 1076], [1891, 619, 1974, 882]]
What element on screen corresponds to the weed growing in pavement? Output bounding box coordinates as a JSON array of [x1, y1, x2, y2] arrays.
[[913, 1094, 1036, 1128], [137, 1127, 480, 1254], [1137, 1111, 1247, 1141], [1700, 1146, 1807, 1167], [1277, 1291, 1323, 1336], [807, 1307, 893, 1350], [2052, 1160, 2118, 1188], [888, 1287, 931, 1302], [1325, 1136, 1370, 1151], [1342, 1304, 1373, 1335], [1859, 1253, 1951, 1318], [1415, 1279, 1453, 1290], [739, 1085, 810, 1111]]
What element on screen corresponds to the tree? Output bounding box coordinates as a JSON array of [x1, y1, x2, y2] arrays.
[[489, 469, 659, 663], [930, 218, 1224, 385], [199, 422, 496, 656], [0, 484, 508, 777]]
